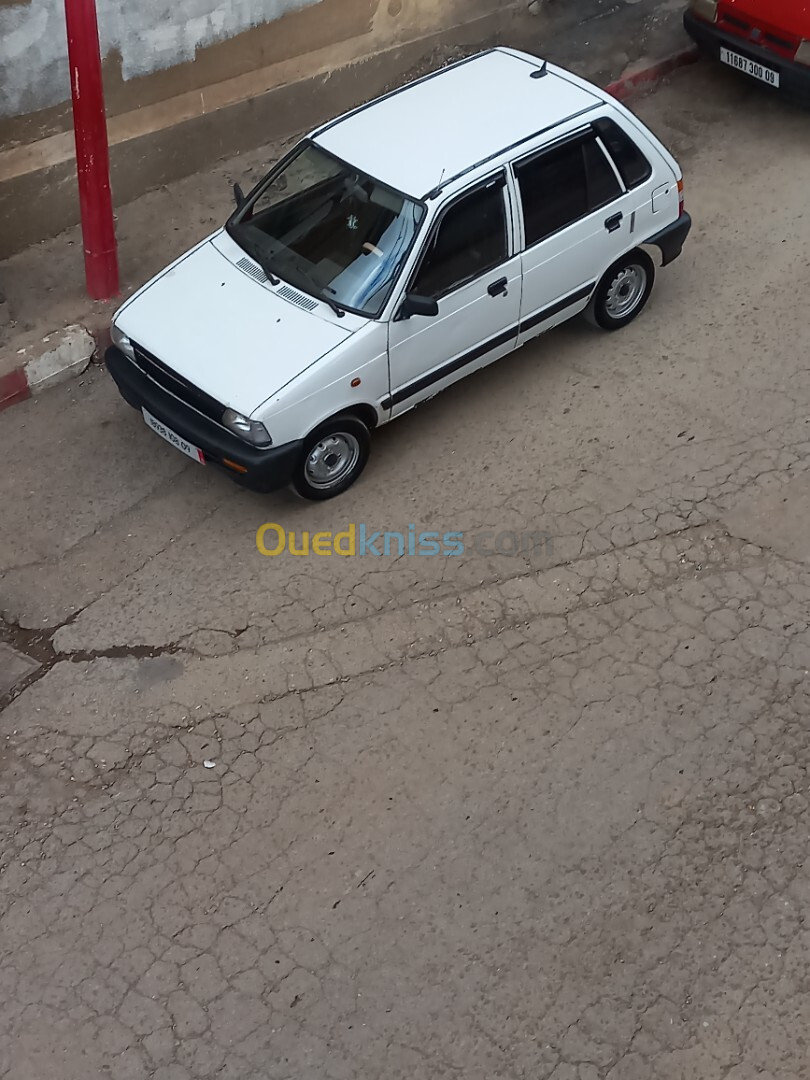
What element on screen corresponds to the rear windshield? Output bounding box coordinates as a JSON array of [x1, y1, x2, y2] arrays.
[[227, 142, 425, 318], [592, 117, 653, 189]]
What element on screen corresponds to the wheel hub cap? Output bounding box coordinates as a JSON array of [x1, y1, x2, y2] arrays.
[[605, 265, 646, 319], [305, 433, 360, 490]]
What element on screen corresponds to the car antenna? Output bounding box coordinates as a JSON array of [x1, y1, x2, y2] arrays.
[[530, 60, 548, 79]]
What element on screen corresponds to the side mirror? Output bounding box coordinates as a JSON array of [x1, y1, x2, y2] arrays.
[[233, 182, 245, 209], [399, 294, 439, 320]]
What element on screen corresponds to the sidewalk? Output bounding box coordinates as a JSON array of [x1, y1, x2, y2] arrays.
[[0, 0, 694, 402]]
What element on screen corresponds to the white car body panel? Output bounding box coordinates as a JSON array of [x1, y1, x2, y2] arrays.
[[389, 252, 522, 416], [116, 234, 355, 416], [312, 50, 601, 200], [260, 322, 389, 446]]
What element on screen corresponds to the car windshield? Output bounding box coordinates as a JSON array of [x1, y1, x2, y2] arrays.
[[227, 142, 425, 318]]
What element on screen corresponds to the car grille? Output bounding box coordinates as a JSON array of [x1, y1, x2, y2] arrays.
[[130, 341, 226, 424]]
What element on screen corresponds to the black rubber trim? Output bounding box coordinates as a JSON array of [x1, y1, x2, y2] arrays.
[[683, 11, 810, 105], [644, 212, 692, 267], [519, 282, 595, 334], [105, 346, 303, 493], [382, 324, 518, 409], [381, 282, 595, 409]]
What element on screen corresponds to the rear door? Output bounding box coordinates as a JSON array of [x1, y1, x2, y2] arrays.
[[513, 128, 635, 346], [592, 114, 678, 243]]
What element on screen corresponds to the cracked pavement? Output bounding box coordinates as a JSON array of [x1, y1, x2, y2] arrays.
[[3, 66, 810, 1078]]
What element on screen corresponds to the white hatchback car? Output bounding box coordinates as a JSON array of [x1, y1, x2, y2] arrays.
[[108, 47, 691, 500]]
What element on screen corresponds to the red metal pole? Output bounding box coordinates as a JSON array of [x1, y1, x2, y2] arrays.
[[64, 0, 119, 299]]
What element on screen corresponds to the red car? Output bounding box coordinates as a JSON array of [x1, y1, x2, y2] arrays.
[[684, 0, 810, 103]]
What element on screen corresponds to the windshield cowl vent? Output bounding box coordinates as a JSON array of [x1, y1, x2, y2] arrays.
[[277, 285, 319, 312], [236, 256, 268, 284]]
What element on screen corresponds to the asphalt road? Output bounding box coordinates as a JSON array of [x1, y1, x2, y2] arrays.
[[3, 64, 810, 1080]]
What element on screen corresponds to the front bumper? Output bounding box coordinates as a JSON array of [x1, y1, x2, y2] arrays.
[[684, 11, 810, 105], [106, 346, 303, 494]]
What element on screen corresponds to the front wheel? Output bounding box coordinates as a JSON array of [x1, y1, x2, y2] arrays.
[[292, 415, 371, 501], [587, 250, 655, 331]]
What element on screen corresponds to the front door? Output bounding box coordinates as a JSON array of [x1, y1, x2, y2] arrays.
[[387, 172, 521, 416], [513, 129, 634, 345]]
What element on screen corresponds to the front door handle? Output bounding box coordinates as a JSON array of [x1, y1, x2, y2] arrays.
[[488, 277, 509, 297], [605, 212, 623, 233]]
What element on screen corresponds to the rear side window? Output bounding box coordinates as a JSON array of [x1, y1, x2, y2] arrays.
[[592, 117, 652, 189], [515, 134, 622, 247]]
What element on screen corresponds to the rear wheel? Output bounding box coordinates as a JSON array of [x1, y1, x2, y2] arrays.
[[588, 250, 655, 331], [292, 415, 371, 500]]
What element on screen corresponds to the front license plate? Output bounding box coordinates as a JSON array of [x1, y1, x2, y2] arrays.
[[143, 409, 205, 463], [720, 47, 780, 87]]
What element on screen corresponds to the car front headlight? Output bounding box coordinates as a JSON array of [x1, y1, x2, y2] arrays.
[[688, 0, 717, 22], [110, 322, 135, 360], [796, 40, 810, 66], [222, 408, 272, 448]]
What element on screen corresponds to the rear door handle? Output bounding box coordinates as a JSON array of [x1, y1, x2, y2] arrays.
[[605, 212, 623, 233], [488, 277, 509, 297]]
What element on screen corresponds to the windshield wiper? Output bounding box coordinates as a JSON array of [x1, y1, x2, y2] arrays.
[[232, 232, 280, 285], [287, 265, 346, 319], [250, 250, 281, 287]]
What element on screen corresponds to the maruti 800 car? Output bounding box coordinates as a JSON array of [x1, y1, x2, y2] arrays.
[[107, 48, 691, 500]]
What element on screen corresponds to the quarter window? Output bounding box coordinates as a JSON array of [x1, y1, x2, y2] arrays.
[[412, 178, 507, 299], [592, 117, 653, 189], [515, 134, 623, 247]]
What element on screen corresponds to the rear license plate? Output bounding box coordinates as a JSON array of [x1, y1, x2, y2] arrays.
[[720, 47, 780, 87], [143, 408, 205, 463]]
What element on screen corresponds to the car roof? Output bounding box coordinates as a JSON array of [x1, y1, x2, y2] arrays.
[[311, 48, 604, 200]]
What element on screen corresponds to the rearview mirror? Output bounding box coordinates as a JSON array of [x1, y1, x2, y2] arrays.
[[399, 294, 439, 319], [233, 182, 245, 209]]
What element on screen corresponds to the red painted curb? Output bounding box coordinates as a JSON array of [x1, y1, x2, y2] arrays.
[[0, 368, 30, 412], [0, 325, 102, 413], [606, 46, 700, 102]]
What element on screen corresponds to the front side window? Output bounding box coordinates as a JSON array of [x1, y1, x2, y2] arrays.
[[411, 178, 508, 300], [227, 142, 425, 318], [515, 134, 623, 247]]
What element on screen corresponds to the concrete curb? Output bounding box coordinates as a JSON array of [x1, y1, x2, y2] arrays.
[[0, 325, 98, 411], [0, 47, 700, 415], [605, 46, 700, 101]]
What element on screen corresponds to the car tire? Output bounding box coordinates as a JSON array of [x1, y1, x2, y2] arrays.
[[587, 250, 655, 331], [292, 414, 371, 501]]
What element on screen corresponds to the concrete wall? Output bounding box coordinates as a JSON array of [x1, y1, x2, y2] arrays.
[[1, 0, 323, 118], [0, 0, 524, 255], [0, 0, 503, 150], [0, 0, 386, 149]]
